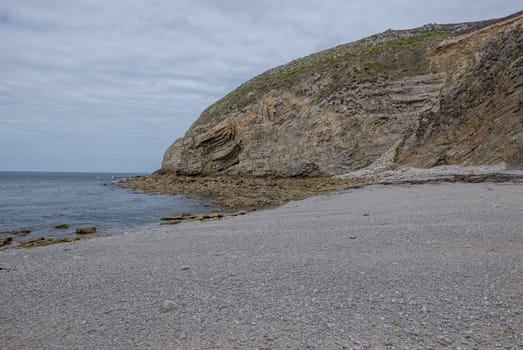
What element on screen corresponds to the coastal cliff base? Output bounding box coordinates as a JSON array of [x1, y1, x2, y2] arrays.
[[120, 165, 523, 209]]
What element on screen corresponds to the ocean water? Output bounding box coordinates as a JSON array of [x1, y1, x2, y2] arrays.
[[0, 172, 215, 241]]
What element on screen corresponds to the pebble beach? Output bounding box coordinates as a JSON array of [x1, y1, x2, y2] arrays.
[[1, 181, 522, 349]]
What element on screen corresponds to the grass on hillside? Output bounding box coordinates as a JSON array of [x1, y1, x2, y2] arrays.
[[194, 28, 452, 129]]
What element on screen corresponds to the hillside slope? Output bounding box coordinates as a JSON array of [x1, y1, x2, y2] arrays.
[[162, 12, 523, 177]]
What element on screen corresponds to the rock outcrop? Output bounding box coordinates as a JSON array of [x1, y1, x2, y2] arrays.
[[162, 12, 523, 176]]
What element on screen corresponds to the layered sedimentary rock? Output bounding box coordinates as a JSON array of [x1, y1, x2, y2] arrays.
[[163, 12, 523, 176]]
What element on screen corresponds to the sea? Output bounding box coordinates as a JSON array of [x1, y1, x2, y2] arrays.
[[0, 171, 215, 241]]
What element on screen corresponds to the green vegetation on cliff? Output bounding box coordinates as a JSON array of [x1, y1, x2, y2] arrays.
[[196, 27, 452, 129]]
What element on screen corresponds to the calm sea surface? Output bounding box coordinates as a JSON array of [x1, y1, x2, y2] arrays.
[[0, 172, 215, 241]]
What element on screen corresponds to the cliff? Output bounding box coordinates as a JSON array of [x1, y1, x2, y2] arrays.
[[162, 12, 523, 177]]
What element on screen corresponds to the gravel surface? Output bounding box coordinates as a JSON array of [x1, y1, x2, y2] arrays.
[[1, 182, 522, 349]]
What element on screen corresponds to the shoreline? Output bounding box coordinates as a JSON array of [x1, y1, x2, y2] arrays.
[[119, 164, 523, 209], [3, 165, 522, 250], [1, 181, 522, 348]]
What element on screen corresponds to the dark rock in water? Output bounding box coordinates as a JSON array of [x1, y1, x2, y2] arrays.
[[54, 224, 70, 229], [0, 237, 12, 246], [10, 229, 32, 236], [76, 226, 97, 234]]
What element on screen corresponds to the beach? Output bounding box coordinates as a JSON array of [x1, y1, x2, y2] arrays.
[[1, 182, 522, 349]]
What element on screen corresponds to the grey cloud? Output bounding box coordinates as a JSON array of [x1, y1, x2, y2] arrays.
[[0, 0, 521, 172]]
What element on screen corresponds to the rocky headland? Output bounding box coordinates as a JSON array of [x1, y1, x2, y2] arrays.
[[125, 11, 523, 206]]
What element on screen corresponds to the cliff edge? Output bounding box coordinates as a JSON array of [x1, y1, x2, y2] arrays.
[[162, 12, 523, 177]]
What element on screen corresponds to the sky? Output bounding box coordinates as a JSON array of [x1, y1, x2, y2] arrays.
[[0, 1, 521, 172]]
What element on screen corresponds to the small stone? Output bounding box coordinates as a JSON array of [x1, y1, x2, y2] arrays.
[[54, 224, 70, 229], [181, 266, 190, 271], [363, 213, 370, 216], [437, 335, 453, 346], [160, 300, 177, 313], [76, 226, 96, 234], [350, 236, 357, 239], [383, 338, 394, 346]]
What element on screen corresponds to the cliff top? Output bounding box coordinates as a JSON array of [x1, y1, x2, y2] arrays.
[[191, 11, 523, 133]]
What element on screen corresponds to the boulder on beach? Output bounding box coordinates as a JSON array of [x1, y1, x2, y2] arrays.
[[76, 226, 96, 234]]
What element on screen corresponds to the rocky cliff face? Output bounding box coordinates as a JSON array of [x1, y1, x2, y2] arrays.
[[162, 12, 523, 176]]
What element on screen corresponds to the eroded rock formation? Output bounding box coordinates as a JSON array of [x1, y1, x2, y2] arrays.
[[163, 12, 523, 176]]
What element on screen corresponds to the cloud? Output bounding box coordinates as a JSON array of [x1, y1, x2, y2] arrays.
[[0, 0, 521, 171]]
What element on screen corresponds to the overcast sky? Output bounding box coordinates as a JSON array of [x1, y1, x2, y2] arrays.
[[0, 1, 521, 172]]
